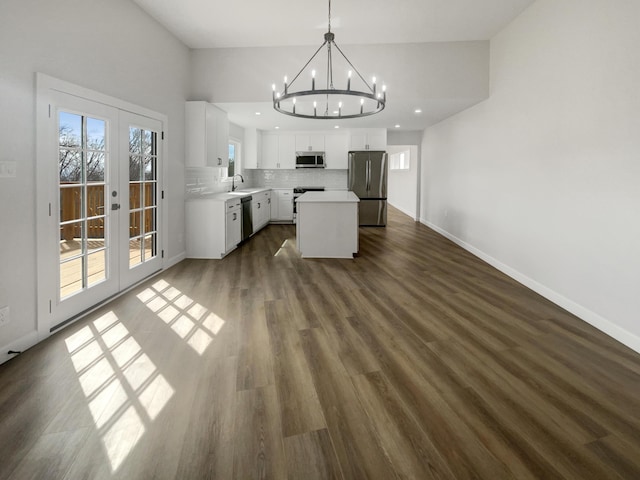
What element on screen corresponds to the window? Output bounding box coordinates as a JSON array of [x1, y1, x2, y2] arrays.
[[390, 150, 410, 170], [224, 139, 241, 179]]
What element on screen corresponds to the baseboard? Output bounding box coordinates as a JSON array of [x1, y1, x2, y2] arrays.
[[0, 331, 39, 366], [166, 251, 187, 268], [422, 219, 640, 354]]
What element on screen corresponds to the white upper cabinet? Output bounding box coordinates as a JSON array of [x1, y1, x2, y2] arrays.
[[324, 133, 350, 169], [185, 101, 229, 167], [261, 134, 279, 169], [349, 128, 387, 151], [261, 133, 296, 169], [244, 127, 262, 169], [278, 134, 296, 169], [295, 134, 325, 152]]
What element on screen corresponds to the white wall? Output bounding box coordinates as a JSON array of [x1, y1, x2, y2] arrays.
[[421, 0, 640, 351], [191, 42, 489, 103], [0, 0, 190, 361]]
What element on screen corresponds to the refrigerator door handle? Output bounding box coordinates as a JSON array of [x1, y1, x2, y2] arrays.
[[366, 160, 371, 192]]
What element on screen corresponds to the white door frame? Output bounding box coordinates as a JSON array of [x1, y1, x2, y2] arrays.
[[36, 73, 169, 339]]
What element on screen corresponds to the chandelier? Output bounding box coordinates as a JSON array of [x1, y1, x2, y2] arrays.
[[272, 0, 386, 120]]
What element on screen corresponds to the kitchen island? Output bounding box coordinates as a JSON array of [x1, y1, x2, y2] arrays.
[[295, 191, 360, 258]]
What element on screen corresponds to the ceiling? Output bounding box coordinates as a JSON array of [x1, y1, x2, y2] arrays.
[[133, 0, 536, 131]]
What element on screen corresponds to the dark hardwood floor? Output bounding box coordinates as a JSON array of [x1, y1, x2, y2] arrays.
[[2, 207, 640, 479]]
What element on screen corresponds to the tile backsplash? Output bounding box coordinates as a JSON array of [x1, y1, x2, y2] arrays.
[[244, 169, 347, 189], [186, 167, 348, 196]]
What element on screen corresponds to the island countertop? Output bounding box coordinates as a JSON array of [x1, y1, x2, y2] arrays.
[[296, 191, 360, 203]]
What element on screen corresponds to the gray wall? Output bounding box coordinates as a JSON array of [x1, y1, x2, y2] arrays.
[[0, 0, 190, 359], [421, 0, 640, 351]]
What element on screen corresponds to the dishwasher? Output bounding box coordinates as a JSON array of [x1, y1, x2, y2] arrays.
[[241, 195, 253, 241]]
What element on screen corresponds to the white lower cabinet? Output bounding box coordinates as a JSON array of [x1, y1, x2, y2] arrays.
[[186, 197, 241, 259], [271, 189, 294, 222], [251, 191, 271, 232], [225, 207, 241, 252]]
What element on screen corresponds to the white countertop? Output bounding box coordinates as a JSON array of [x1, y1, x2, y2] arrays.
[[187, 187, 271, 202], [296, 191, 359, 203]]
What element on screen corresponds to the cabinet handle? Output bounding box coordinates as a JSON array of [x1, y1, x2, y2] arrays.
[[257, 202, 261, 209], [233, 212, 237, 221], [218, 157, 222, 165]]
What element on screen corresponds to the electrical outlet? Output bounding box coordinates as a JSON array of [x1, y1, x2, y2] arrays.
[[0, 306, 10, 326]]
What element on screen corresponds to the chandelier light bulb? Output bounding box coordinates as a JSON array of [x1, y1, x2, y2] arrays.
[[312, 69, 316, 90]]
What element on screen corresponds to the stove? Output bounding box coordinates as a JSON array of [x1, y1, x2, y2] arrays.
[[293, 186, 325, 222], [293, 186, 326, 194]]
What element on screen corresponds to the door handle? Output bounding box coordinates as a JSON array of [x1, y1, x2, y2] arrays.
[[366, 161, 371, 191], [111, 203, 121, 211]]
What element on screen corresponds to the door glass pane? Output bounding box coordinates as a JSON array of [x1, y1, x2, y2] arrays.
[[128, 126, 158, 270], [144, 208, 155, 233], [87, 152, 105, 182], [58, 111, 109, 300], [129, 211, 141, 238], [87, 118, 105, 150], [59, 150, 82, 183], [129, 154, 142, 181], [143, 183, 156, 207], [129, 183, 142, 209], [144, 156, 156, 180], [60, 220, 84, 260], [61, 257, 83, 298], [60, 187, 83, 222], [129, 238, 142, 267], [87, 250, 106, 286], [59, 112, 82, 148], [144, 234, 156, 260]]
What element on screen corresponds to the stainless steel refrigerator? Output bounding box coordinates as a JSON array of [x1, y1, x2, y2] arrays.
[[348, 151, 388, 226]]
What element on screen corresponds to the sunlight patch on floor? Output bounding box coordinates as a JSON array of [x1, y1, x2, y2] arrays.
[[135, 279, 226, 355], [274, 239, 289, 256], [64, 311, 175, 472]]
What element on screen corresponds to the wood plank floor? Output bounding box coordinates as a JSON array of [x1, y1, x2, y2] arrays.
[[2, 206, 640, 479]]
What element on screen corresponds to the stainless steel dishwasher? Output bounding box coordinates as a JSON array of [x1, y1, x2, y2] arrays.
[[241, 195, 253, 241]]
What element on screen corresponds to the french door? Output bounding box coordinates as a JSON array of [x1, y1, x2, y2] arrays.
[[119, 111, 163, 287], [38, 86, 164, 331]]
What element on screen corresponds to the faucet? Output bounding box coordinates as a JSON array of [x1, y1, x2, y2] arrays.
[[231, 174, 244, 191]]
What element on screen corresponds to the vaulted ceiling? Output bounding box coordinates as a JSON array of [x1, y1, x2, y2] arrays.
[[133, 0, 536, 131], [133, 0, 534, 49]]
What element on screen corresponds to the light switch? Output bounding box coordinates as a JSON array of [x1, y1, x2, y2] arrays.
[[0, 161, 16, 178]]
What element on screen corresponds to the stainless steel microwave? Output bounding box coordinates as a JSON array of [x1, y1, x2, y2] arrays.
[[295, 151, 325, 168]]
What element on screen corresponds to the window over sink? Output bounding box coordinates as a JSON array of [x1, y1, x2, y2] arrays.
[[222, 138, 240, 180]]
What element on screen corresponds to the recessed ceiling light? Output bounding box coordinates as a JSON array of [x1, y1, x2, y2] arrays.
[[255, 112, 262, 115], [395, 124, 400, 128], [334, 125, 340, 129], [414, 109, 422, 114], [275, 126, 280, 129]]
